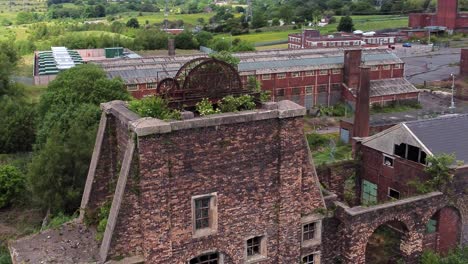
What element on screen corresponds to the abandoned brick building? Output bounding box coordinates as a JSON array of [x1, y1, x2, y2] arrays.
[[409, 0, 468, 33], [287, 29, 396, 50], [94, 48, 419, 110], [9, 58, 467, 264]]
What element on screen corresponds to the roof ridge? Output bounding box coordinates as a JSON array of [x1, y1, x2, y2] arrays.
[[405, 113, 468, 126]]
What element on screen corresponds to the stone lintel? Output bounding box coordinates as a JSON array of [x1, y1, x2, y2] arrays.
[[105, 100, 306, 137], [343, 191, 443, 216]]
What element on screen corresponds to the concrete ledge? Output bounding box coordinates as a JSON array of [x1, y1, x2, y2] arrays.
[[113, 100, 306, 137], [130, 118, 172, 137], [101, 101, 140, 124], [277, 100, 307, 118], [342, 191, 443, 216]]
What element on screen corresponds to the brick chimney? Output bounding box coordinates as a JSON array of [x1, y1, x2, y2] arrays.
[[168, 38, 175, 56], [436, 0, 458, 30], [460, 48, 468, 76], [344, 49, 362, 89], [353, 66, 371, 138]]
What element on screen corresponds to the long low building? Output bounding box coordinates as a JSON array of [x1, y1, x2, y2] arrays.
[[94, 48, 419, 110]]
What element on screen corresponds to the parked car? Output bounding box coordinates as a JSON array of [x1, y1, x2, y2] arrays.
[[403, 42, 412, 47]]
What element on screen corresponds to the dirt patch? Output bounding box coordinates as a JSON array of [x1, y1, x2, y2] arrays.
[[10, 221, 99, 264]]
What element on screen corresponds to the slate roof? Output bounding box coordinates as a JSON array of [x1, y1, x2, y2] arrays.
[[98, 49, 402, 84], [405, 114, 468, 163], [348, 78, 419, 98]]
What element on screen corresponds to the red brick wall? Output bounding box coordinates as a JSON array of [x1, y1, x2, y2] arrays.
[[108, 116, 325, 263], [437, 207, 462, 255], [360, 146, 431, 202], [436, 0, 458, 29], [460, 49, 468, 76]]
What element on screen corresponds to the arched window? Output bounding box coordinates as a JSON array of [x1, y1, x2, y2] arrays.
[[189, 252, 219, 264]]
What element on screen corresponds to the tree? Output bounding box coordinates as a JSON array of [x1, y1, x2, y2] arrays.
[[195, 31, 213, 47], [0, 96, 36, 153], [230, 40, 255, 52], [126, 17, 140, 28], [94, 4, 106, 17], [337, 15, 355, 32], [209, 38, 231, 52], [0, 165, 26, 208], [175, 31, 199, 49], [209, 51, 240, 67], [251, 10, 267, 28], [29, 64, 130, 214], [0, 41, 19, 98]]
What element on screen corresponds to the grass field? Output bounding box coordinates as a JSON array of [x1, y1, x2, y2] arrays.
[[220, 16, 409, 45], [116, 11, 214, 26]]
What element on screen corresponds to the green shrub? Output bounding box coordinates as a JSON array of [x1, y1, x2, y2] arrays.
[[0, 165, 26, 208], [196, 98, 221, 116], [45, 212, 77, 230], [96, 202, 111, 241], [128, 96, 181, 120], [0, 245, 12, 264], [218, 95, 256, 113], [318, 103, 349, 117]]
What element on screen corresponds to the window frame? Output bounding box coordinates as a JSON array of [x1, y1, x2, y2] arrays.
[[192, 193, 218, 238], [262, 74, 271, 80], [301, 214, 322, 248], [127, 84, 138, 91], [292, 72, 300, 78], [305, 71, 315, 76], [277, 73, 286, 79], [301, 252, 321, 264], [383, 154, 394, 168], [245, 235, 267, 262], [332, 69, 341, 75], [188, 251, 223, 264], [388, 188, 400, 200], [319, 69, 328, 75], [147, 82, 157, 89]]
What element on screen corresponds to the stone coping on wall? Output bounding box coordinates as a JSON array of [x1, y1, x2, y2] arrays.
[[100, 100, 306, 137], [339, 191, 443, 216]]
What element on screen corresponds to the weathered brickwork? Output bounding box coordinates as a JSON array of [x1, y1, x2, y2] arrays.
[[86, 101, 326, 263], [316, 161, 358, 203]]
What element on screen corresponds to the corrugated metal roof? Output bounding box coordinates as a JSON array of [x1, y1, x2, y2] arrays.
[[99, 49, 402, 84], [348, 78, 419, 97], [405, 114, 468, 163]]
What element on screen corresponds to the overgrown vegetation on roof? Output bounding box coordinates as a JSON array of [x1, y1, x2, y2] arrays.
[[128, 96, 181, 120], [307, 133, 352, 165], [196, 95, 257, 116], [371, 101, 422, 114]]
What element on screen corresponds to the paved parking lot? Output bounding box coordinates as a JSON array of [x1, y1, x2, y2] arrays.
[[392, 45, 461, 85]]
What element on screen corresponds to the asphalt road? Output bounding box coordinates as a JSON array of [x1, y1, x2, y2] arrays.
[[395, 45, 462, 85]]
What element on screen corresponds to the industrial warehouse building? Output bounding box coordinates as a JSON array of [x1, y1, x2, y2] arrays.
[[33, 47, 141, 86], [94, 48, 419, 110], [409, 0, 468, 33]]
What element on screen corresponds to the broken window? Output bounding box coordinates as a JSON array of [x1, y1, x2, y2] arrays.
[[383, 155, 394, 167], [388, 188, 400, 199], [394, 143, 427, 165], [407, 145, 420, 162], [420, 151, 427, 164], [189, 252, 219, 264], [394, 143, 407, 158]]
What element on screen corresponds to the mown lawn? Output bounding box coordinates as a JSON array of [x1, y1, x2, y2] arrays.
[[222, 16, 409, 45], [118, 12, 214, 26]]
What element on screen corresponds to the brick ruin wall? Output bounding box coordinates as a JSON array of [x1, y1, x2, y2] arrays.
[[104, 114, 326, 263]]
